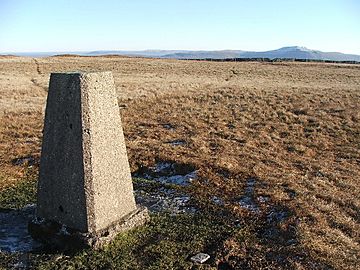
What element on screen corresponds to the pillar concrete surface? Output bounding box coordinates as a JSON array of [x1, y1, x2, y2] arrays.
[[29, 72, 148, 249]]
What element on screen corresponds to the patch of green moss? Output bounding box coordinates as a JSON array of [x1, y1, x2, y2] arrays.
[[0, 175, 246, 269], [38, 213, 239, 270], [0, 175, 37, 209]]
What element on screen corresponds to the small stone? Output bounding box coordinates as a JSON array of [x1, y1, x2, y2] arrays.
[[190, 253, 210, 264]]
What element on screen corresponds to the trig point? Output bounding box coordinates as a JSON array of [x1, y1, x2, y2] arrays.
[[29, 71, 148, 249]]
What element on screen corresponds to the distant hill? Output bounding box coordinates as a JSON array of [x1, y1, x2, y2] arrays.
[[86, 49, 243, 59], [161, 50, 244, 59], [238, 46, 360, 61], [87, 47, 360, 61], [86, 50, 190, 57], [4, 47, 360, 61]]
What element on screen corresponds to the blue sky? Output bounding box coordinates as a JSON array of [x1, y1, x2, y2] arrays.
[[0, 0, 359, 54]]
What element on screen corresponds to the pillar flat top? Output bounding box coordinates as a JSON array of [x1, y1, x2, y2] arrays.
[[51, 71, 112, 75]]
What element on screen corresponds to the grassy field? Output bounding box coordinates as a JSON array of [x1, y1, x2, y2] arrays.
[[0, 56, 359, 269]]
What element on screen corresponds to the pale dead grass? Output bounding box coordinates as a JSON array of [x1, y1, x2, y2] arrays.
[[0, 56, 359, 269], [120, 81, 359, 268], [0, 112, 42, 189]]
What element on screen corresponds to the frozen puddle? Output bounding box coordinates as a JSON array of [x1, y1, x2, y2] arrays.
[[133, 161, 198, 213], [238, 178, 259, 212], [0, 205, 41, 253]]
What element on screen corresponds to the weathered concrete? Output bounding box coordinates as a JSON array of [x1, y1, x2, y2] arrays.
[[31, 71, 148, 248], [29, 205, 149, 250]]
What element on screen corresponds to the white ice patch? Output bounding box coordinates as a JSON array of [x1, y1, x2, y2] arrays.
[[134, 188, 196, 214], [238, 178, 259, 212], [157, 170, 197, 186], [153, 162, 173, 174], [138, 162, 198, 186], [0, 205, 41, 253], [133, 162, 198, 214]]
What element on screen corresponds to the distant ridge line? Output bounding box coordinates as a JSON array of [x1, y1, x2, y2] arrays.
[[180, 57, 360, 64], [3, 46, 360, 62], [41, 55, 360, 64]]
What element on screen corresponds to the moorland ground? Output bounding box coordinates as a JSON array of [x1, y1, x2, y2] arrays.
[[0, 56, 359, 269]]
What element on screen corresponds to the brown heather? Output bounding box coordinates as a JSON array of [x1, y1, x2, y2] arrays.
[[0, 55, 359, 269]]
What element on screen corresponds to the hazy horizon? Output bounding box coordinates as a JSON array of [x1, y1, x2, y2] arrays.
[[1, 0, 359, 54], [3, 46, 360, 55]]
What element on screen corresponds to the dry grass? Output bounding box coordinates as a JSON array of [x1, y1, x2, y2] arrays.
[[0, 112, 42, 190], [0, 56, 359, 269]]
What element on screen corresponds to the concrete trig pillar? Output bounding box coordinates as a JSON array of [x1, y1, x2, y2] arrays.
[[29, 72, 148, 249]]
